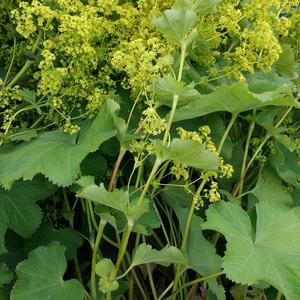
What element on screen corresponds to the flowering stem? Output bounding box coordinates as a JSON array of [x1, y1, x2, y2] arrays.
[[6, 31, 43, 88], [162, 95, 178, 145], [239, 111, 256, 195], [110, 40, 187, 295], [111, 221, 134, 278], [233, 106, 293, 197], [162, 43, 186, 146], [172, 179, 206, 298], [217, 113, 238, 153], [4, 37, 16, 85], [91, 220, 107, 300]]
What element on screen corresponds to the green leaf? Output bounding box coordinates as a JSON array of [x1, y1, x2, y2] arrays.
[[155, 74, 200, 107], [9, 129, 38, 142], [176, 0, 221, 14], [131, 197, 161, 235], [270, 142, 300, 189], [132, 243, 187, 267], [24, 222, 83, 260], [250, 165, 294, 207], [256, 107, 296, 151], [202, 201, 300, 300], [0, 100, 117, 188], [154, 139, 219, 170], [79, 185, 152, 223], [152, 8, 198, 44], [11, 242, 84, 300], [0, 262, 12, 286], [78, 184, 128, 214], [76, 176, 95, 189], [178, 209, 225, 300], [20, 89, 36, 104], [107, 98, 135, 147], [0, 176, 56, 254], [80, 151, 107, 177], [99, 278, 119, 293], [95, 205, 127, 233], [95, 259, 119, 293], [275, 44, 296, 76], [174, 206, 222, 273], [174, 82, 299, 121], [160, 182, 193, 208], [95, 258, 114, 279]]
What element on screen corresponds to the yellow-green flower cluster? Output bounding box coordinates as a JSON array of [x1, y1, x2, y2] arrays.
[[199, 125, 218, 153], [177, 127, 203, 144], [10, 0, 173, 132], [201, 171, 221, 203], [0, 82, 22, 133], [130, 140, 155, 157], [170, 162, 189, 180], [219, 158, 234, 178], [251, 137, 267, 162], [192, 194, 204, 209], [204, 181, 221, 203], [195, 0, 299, 80], [139, 106, 167, 136]]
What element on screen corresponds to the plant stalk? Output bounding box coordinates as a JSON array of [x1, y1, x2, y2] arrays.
[[91, 220, 107, 300]]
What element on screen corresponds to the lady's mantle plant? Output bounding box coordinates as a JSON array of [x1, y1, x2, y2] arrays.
[[0, 0, 300, 300]]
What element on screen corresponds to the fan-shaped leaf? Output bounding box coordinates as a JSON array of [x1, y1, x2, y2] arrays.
[[174, 82, 299, 121], [11, 242, 84, 300], [0, 100, 117, 189], [132, 244, 187, 267], [0, 177, 56, 254], [152, 8, 198, 44], [154, 139, 219, 170], [203, 202, 300, 300]]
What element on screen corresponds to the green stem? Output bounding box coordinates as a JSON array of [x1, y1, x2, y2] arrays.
[[6, 60, 33, 89], [130, 266, 149, 300], [30, 114, 46, 129], [239, 111, 256, 195], [109, 41, 187, 293], [91, 220, 107, 300], [217, 113, 238, 153], [172, 179, 206, 298], [136, 158, 162, 207], [143, 236, 158, 300], [163, 95, 178, 145], [4, 37, 16, 85], [167, 271, 224, 300], [276, 291, 282, 300], [158, 281, 174, 300], [177, 43, 186, 82], [162, 44, 186, 146], [6, 28, 46, 88], [62, 189, 84, 284], [111, 221, 134, 278], [233, 106, 293, 197], [180, 202, 196, 251]]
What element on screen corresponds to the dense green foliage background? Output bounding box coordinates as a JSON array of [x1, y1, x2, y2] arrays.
[[0, 0, 300, 299]]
